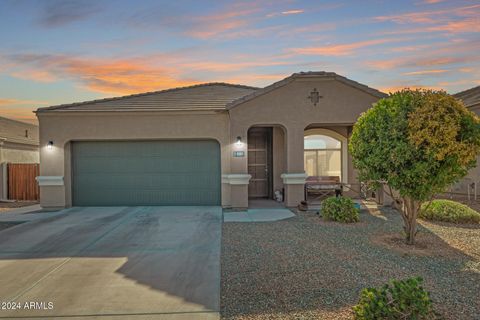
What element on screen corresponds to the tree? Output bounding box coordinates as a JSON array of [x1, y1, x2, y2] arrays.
[[349, 89, 480, 244]]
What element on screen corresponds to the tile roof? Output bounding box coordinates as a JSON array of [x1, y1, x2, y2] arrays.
[[35, 72, 387, 114], [227, 71, 388, 109], [454, 85, 480, 108], [36, 83, 258, 113]]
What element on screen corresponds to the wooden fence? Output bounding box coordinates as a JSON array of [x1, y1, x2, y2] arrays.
[[7, 163, 40, 201]]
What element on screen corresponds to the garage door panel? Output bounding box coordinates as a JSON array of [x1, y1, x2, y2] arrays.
[[72, 140, 221, 206], [75, 157, 218, 174]]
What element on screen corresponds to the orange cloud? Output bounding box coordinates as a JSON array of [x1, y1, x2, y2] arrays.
[[378, 84, 442, 93], [291, 38, 394, 56], [367, 54, 477, 70], [185, 2, 262, 39], [437, 79, 480, 87], [428, 18, 480, 33], [11, 70, 56, 82], [182, 59, 291, 72], [5, 54, 200, 95], [375, 4, 480, 24], [0, 106, 38, 123], [0, 100, 47, 123], [282, 9, 304, 15], [402, 69, 448, 75], [0, 98, 48, 106]]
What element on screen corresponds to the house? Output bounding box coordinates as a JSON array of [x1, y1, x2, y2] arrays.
[[0, 116, 39, 199], [36, 72, 389, 210], [452, 85, 480, 196]]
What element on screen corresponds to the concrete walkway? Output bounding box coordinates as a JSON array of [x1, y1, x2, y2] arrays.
[[224, 208, 295, 222], [0, 204, 57, 223], [0, 206, 222, 319]]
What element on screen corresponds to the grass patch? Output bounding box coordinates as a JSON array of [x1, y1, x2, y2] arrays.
[[420, 199, 480, 224]]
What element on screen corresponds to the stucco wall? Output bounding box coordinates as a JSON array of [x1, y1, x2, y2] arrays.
[[229, 77, 379, 206], [0, 143, 39, 163], [272, 126, 286, 193], [37, 111, 232, 209]]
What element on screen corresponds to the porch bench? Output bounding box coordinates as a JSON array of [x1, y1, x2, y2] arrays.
[[304, 176, 342, 201]]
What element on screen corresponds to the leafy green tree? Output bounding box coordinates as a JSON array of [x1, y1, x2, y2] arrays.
[[349, 89, 480, 244]]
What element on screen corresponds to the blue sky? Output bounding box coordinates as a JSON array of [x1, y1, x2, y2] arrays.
[[0, 0, 479, 122]]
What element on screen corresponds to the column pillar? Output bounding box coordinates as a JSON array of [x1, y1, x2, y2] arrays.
[[283, 128, 306, 207]]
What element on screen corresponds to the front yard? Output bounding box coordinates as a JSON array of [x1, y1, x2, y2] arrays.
[[221, 203, 480, 319]]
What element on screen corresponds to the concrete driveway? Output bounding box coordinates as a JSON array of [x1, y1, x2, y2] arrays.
[[0, 206, 222, 319]]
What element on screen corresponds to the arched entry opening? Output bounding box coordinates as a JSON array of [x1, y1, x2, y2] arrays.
[[304, 128, 348, 183]]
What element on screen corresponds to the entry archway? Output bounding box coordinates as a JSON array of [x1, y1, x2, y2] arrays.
[[304, 128, 348, 183]]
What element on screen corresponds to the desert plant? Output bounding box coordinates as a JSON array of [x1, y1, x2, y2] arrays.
[[353, 277, 436, 320], [321, 196, 359, 223], [349, 89, 480, 244], [420, 199, 480, 224]]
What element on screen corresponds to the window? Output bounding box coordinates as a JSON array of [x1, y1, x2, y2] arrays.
[[304, 135, 341, 178]]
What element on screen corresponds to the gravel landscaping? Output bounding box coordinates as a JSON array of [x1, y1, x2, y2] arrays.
[[221, 202, 480, 319]]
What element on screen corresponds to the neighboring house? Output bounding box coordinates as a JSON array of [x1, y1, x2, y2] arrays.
[[36, 72, 387, 209], [452, 85, 480, 196], [0, 116, 39, 199]]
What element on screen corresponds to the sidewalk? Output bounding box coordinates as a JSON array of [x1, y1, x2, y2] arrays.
[[0, 204, 62, 222]]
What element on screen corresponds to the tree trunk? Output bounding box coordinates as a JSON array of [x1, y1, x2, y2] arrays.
[[403, 197, 420, 245]]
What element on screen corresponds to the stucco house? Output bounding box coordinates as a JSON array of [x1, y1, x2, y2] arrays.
[[36, 72, 390, 210], [452, 85, 480, 196], [0, 116, 39, 199]]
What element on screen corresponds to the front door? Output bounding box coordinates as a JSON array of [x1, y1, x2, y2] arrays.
[[248, 127, 272, 198]]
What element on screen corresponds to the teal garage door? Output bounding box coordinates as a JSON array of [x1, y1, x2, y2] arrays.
[[72, 140, 221, 206]]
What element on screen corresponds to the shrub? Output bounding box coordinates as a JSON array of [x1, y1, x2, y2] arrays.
[[420, 199, 480, 224], [353, 277, 436, 320], [349, 89, 480, 244], [321, 196, 359, 223]]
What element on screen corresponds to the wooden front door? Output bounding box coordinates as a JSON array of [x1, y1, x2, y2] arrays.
[[248, 127, 272, 198]]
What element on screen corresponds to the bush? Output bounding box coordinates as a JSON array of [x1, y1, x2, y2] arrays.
[[321, 196, 359, 223], [353, 277, 436, 320], [420, 199, 480, 224]]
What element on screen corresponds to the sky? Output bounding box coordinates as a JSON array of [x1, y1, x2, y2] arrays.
[[0, 0, 479, 123]]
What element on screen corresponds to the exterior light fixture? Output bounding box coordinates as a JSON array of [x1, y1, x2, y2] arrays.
[[47, 141, 54, 149], [235, 136, 243, 146]]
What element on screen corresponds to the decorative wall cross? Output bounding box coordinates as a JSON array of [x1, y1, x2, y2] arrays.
[[307, 88, 323, 106]]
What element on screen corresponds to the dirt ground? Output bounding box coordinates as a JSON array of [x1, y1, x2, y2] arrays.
[[221, 204, 480, 320]]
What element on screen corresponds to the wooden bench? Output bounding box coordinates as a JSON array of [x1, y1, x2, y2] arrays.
[[304, 176, 342, 201]]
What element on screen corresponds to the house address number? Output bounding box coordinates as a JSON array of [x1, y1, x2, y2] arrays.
[[233, 151, 245, 157]]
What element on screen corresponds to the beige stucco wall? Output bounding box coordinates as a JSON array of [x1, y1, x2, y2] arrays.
[[0, 143, 39, 163], [37, 111, 232, 209], [272, 126, 286, 194], [37, 76, 381, 209], [0, 116, 39, 164], [229, 77, 379, 206]]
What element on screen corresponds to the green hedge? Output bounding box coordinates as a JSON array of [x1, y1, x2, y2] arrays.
[[321, 196, 359, 223], [420, 199, 480, 224], [353, 277, 436, 320]]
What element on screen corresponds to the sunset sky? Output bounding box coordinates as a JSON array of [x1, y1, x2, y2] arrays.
[[0, 0, 479, 123]]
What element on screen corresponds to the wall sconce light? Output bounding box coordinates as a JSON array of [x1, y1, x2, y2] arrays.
[[47, 141, 54, 149], [235, 136, 243, 147]]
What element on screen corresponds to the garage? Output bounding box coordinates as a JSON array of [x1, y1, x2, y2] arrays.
[[72, 140, 221, 206]]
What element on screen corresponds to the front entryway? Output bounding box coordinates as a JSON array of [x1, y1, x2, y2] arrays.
[[72, 140, 221, 206], [247, 127, 272, 199]]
